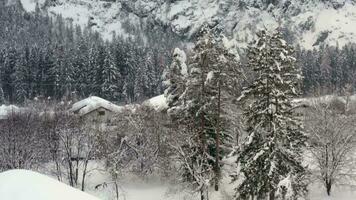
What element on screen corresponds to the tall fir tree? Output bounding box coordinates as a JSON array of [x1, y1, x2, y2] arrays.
[[13, 48, 29, 103], [165, 27, 240, 199], [1, 47, 17, 103], [102, 45, 122, 101], [235, 30, 308, 200], [42, 46, 56, 98]]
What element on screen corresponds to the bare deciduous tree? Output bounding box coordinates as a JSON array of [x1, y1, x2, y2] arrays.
[[305, 102, 356, 196], [43, 109, 100, 191], [0, 112, 46, 171], [170, 127, 214, 200]]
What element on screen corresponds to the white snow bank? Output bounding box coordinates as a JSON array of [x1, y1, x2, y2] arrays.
[[143, 95, 168, 111], [0, 169, 99, 200], [0, 105, 23, 119], [309, 182, 356, 200], [70, 96, 123, 116]]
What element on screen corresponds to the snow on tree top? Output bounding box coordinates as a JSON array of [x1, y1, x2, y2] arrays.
[[206, 71, 214, 84], [0, 169, 99, 200], [173, 48, 188, 77], [70, 96, 123, 116]]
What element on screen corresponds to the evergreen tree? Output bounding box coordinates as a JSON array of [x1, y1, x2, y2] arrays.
[[203, 35, 240, 191], [319, 46, 332, 94], [123, 42, 140, 103], [235, 30, 308, 200], [166, 27, 239, 199], [0, 85, 5, 105], [94, 44, 107, 97], [0, 1, 180, 103], [102, 45, 122, 101], [1, 47, 17, 103], [163, 47, 188, 116], [86, 44, 99, 97], [41, 46, 56, 98], [13, 48, 29, 103]]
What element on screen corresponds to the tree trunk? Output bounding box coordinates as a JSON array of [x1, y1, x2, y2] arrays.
[[200, 53, 207, 153], [214, 78, 221, 191], [269, 189, 275, 200], [326, 179, 332, 196], [75, 156, 79, 186], [81, 159, 89, 191], [115, 181, 119, 200]]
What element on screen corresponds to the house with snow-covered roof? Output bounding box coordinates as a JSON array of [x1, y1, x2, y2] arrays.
[[70, 96, 123, 124], [0, 105, 25, 120], [70, 95, 169, 127]]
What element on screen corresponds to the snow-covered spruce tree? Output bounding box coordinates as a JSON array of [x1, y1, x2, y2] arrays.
[[13, 46, 32, 103], [235, 30, 308, 200], [202, 35, 241, 191], [162, 47, 188, 118], [166, 27, 240, 199], [102, 45, 122, 101]]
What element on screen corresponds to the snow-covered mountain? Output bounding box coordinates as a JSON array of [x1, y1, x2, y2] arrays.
[[18, 0, 356, 49]]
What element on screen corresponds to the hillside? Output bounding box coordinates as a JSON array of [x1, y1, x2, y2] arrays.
[[19, 0, 356, 49]]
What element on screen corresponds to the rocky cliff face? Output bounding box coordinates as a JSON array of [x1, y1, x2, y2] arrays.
[[19, 0, 356, 48]]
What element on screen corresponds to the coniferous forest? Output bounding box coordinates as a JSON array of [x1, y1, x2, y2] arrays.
[[2, 2, 356, 105], [0, 3, 181, 104]]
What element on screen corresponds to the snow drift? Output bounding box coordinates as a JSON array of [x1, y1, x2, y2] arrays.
[[143, 94, 168, 112], [0, 169, 100, 200]]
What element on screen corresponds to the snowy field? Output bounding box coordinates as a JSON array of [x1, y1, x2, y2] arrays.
[[1, 157, 356, 200], [1, 169, 356, 200]]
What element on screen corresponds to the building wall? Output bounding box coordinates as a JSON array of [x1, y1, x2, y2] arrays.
[[82, 107, 114, 126]]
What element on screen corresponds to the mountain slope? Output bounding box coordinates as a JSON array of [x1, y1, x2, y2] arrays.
[[20, 0, 356, 49]]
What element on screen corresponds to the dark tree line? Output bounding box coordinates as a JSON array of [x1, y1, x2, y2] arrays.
[[297, 44, 356, 96], [0, 3, 181, 104]]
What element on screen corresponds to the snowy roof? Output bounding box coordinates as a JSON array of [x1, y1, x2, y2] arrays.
[[0, 105, 23, 120], [0, 169, 99, 200], [70, 96, 123, 116], [142, 95, 168, 112]]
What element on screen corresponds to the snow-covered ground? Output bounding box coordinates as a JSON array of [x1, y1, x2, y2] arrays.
[[309, 183, 356, 200], [2, 164, 355, 200], [0, 169, 99, 200]]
